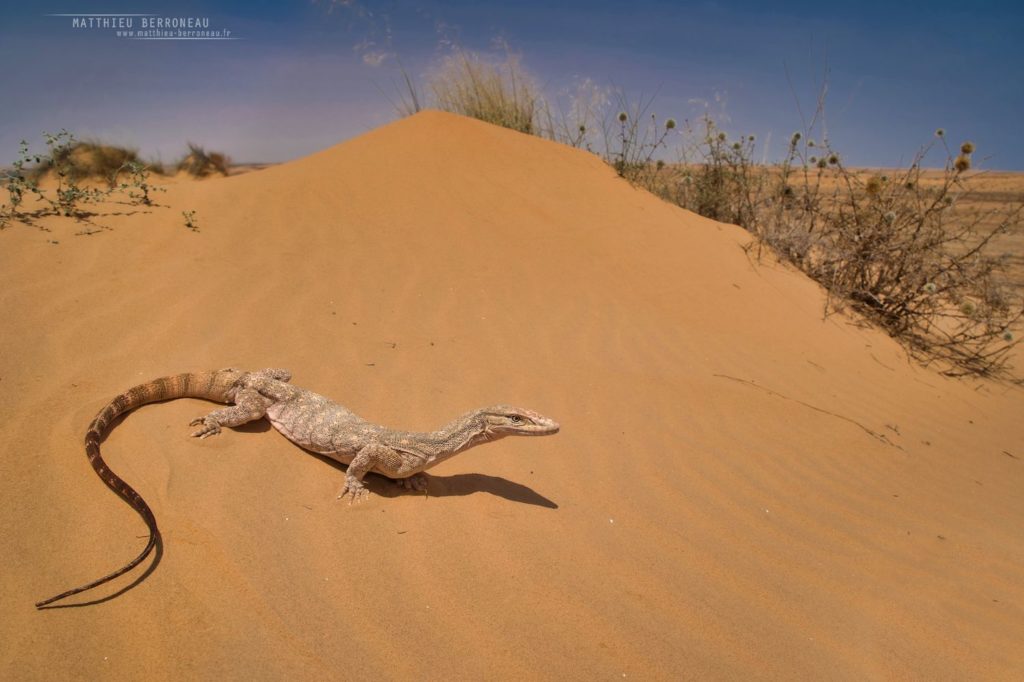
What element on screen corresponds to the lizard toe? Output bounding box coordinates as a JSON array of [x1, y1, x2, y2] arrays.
[[337, 478, 370, 504], [402, 473, 429, 492], [193, 421, 224, 438], [190, 420, 221, 438]]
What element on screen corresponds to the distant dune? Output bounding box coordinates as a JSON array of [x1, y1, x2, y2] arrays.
[[2, 110, 1021, 679]]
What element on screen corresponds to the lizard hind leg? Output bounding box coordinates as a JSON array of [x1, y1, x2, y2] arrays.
[[394, 473, 429, 493]]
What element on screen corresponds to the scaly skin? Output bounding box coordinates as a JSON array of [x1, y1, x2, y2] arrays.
[[234, 373, 560, 503], [35, 367, 291, 608], [36, 368, 558, 608]]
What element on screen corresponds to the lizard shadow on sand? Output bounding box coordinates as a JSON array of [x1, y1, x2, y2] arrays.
[[36, 524, 165, 610], [234, 420, 273, 434], [230, 421, 557, 508], [234, 420, 557, 507], [39, 413, 553, 608], [300, 451, 559, 509]]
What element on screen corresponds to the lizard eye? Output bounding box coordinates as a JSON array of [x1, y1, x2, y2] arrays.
[[509, 415, 522, 424]]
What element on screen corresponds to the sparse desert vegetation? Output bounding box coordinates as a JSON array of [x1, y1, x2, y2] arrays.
[[182, 209, 199, 231], [1, 133, 235, 227], [635, 119, 1023, 376], [176, 142, 231, 177], [3, 54, 1021, 377], [397, 50, 1023, 377], [2, 131, 115, 221]]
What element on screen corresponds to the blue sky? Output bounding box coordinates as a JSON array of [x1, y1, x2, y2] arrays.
[[2, 1, 1022, 168]]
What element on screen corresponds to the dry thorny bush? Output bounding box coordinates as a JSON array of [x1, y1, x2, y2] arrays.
[[395, 49, 1020, 375], [524, 80, 1022, 376], [629, 121, 1022, 377]]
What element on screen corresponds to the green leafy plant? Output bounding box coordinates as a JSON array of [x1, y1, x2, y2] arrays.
[[1, 131, 109, 222], [113, 160, 165, 206], [1, 139, 48, 226], [42, 130, 107, 217]]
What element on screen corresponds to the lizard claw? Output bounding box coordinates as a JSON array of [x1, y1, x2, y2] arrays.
[[189, 418, 221, 439], [337, 478, 370, 505]]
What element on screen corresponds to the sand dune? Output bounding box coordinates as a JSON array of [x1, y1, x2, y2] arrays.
[[2, 110, 1022, 679]]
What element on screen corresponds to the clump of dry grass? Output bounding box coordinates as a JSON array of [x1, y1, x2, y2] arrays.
[[398, 49, 540, 135], [55, 141, 141, 180], [177, 143, 230, 177], [25, 137, 165, 186]]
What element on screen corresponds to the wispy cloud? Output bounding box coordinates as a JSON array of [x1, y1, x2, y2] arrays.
[[317, 0, 394, 67], [361, 49, 391, 66]]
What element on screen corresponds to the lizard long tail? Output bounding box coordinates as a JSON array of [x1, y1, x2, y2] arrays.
[[35, 371, 242, 608]]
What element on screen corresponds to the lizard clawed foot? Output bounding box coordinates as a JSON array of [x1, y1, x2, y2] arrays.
[[337, 477, 370, 505], [395, 473, 429, 493], [189, 417, 222, 439]]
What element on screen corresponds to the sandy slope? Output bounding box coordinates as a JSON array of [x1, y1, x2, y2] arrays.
[[1, 110, 1021, 680]]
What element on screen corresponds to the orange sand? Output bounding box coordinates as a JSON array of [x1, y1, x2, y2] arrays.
[[1, 111, 1022, 679]]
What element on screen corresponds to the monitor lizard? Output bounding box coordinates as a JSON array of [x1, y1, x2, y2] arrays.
[[36, 367, 559, 608]]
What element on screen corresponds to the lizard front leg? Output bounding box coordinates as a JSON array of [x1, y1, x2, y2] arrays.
[[338, 443, 395, 504], [189, 387, 269, 438]]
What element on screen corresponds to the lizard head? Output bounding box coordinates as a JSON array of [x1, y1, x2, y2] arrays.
[[480, 406, 560, 437]]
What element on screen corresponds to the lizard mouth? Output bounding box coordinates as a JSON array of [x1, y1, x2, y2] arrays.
[[518, 421, 560, 435]]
